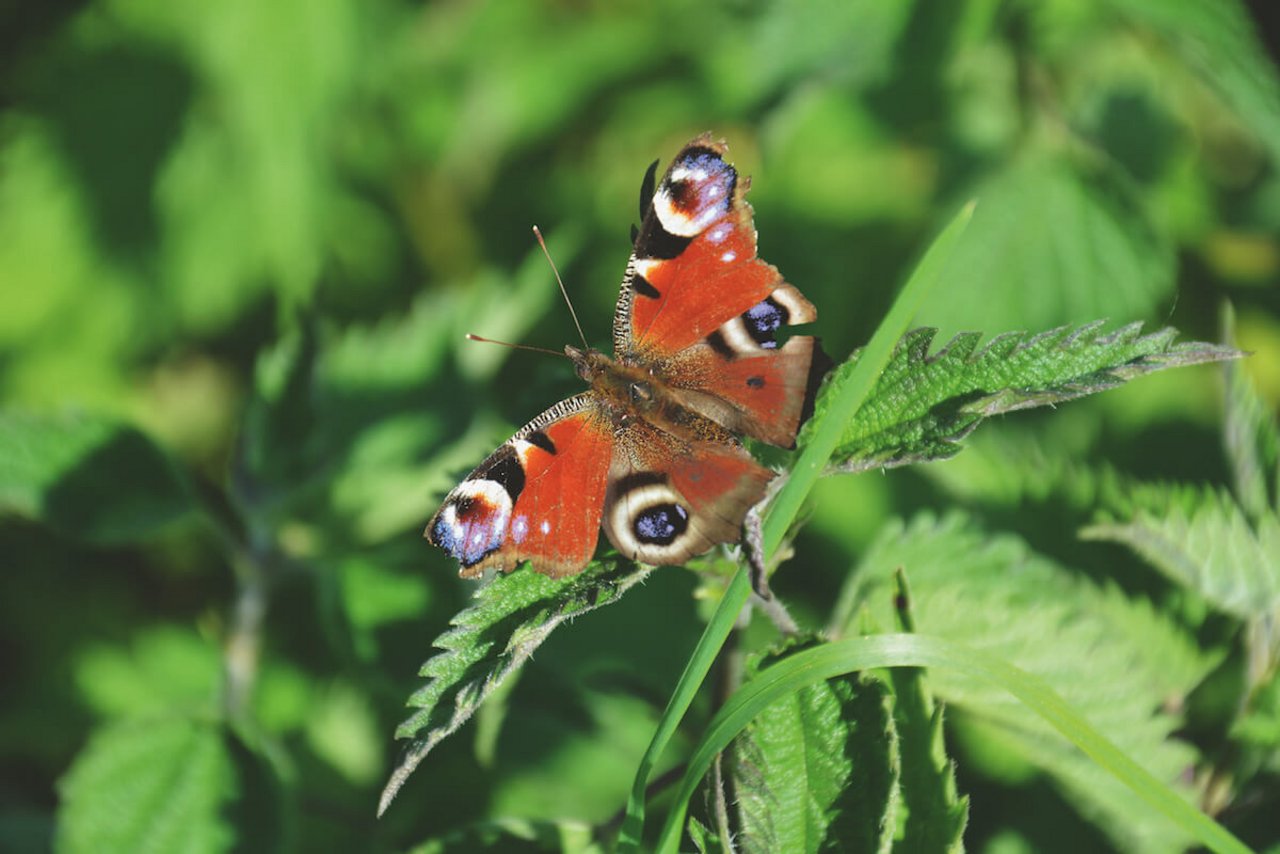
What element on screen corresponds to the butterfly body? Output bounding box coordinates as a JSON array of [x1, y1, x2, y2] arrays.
[[429, 136, 823, 578]]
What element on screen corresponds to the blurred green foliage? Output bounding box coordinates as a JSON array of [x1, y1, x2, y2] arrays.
[[2, 0, 1279, 851]]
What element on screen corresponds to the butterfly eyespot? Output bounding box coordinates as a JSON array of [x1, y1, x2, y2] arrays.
[[651, 153, 735, 238], [633, 503, 689, 546], [743, 298, 786, 348], [746, 376, 765, 389], [431, 479, 513, 568]]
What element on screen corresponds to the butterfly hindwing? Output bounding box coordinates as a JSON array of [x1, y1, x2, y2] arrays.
[[428, 395, 613, 577], [603, 417, 774, 567], [666, 282, 822, 448]]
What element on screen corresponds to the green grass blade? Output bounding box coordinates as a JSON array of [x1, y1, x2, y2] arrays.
[[763, 202, 975, 558], [654, 634, 1250, 854], [614, 204, 973, 851]]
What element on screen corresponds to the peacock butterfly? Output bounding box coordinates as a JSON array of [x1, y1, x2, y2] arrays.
[[429, 135, 824, 577]]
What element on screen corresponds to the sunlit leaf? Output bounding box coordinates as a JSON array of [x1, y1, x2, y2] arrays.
[[731, 641, 899, 854], [809, 322, 1236, 471], [836, 513, 1213, 852], [57, 718, 235, 854]]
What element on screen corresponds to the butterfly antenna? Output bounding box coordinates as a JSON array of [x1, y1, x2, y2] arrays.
[[464, 334, 567, 359], [532, 225, 589, 351]]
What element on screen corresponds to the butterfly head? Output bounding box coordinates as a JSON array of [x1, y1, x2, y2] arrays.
[[566, 344, 608, 383]]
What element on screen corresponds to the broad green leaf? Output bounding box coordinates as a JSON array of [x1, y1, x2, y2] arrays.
[[379, 561, 651, 815], [73, 627, 220, 719], [305, 680, 382, 786], [1083, 484, 1280, 620], [114, 0, 367, 312], [731, 643, 898, 854], [917, 147, 1174, 337], [701, 0, 911, 112], [1112, 0, 1280, 167], [658, 634, 1248, 854], [836, 513, 1213, 853], [0, 410, 195, 544], [56, 718, 235, 854], [1221, 306, 1280, 520], [812, 322, 1236, 470]]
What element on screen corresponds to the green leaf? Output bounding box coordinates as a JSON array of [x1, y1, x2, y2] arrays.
[[56, 717, 235, 854], [701, 0, 911, 112], [1221, 306, 1280, 520], [731, 641, 899, 854], [0, 410, 195, 544], [1083, 483, 1280, 620], [813, 322, 1237, 470], [916, 147, 1175, 337], [836, 513, 1215, 852], [73, 627, 221, 719], [378, 561, 651, 815], [883, 575, 967, 854], [1112, 0, 1280, 167], [656, 634, 1249, 854]]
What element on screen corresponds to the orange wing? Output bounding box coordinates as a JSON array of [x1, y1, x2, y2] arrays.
[[427, 395, 613, 578]]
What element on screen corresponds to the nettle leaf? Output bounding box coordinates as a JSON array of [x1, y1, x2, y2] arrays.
[[1083, 484, 1280, 621], [807, 322, 1236, 471], [56, 717, 235, 854], [1112, 0, 1280, 167], [0, 410, 195, 544], [379, 560, 652, 814], [731, 639, 898, 854], [837, 513, 1214, 853], [879, 583, 967, 854], [915, 147, 1174, 337], [1221, 312, 1280, 521]]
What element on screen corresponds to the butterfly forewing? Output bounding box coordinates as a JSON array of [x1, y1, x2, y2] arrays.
[[428, 396, 612, 577]]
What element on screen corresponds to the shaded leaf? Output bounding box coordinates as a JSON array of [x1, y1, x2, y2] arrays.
[[1221, 306, 1280, 520], [0, 410, 195, 544], [809, 322, 1236, 471], [1113, 0, 1280, 167], [380, 561, 651, 815], [732, 639, 898, 854], [1083, 484, 1280, 620], [56, 717, 235, 854]]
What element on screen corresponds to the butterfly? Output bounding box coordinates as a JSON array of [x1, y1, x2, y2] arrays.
[[429, 135, 824, 578]]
